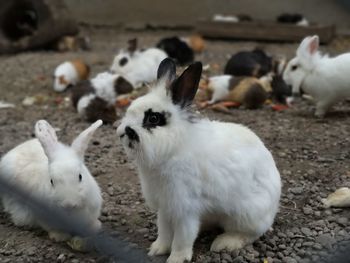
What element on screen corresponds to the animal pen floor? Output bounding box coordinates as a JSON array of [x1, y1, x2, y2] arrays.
[[0, 27, 350, 263]]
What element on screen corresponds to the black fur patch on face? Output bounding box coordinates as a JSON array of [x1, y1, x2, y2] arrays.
[[125, 126, 139, 143], [114, 77, 133, 95], [119, 57, 128, 66], [142, 108, 168, 130]]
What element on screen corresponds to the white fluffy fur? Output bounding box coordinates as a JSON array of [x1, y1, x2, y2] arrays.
[[117, 75, 281, 263], [0, 120, 103, 241], [77, 93, 96, 117], [283, 35, 350, 117], [92, 72, 122, 104], [53, 61, 78, 92], [110, 48, 167, 88]]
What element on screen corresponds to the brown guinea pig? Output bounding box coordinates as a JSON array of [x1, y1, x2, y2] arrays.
[[203, 75, 272, 109], [53, 59, 90, 92]]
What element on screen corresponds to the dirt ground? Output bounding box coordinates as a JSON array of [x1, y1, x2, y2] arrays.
[[0, 27, 350, 263]]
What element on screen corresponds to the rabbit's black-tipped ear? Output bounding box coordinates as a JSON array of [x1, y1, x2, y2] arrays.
[[157, 58, 176, 83], [170, 61, 202, 108]]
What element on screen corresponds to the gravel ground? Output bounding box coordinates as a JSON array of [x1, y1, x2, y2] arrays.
[[0, 27, 350, 263]]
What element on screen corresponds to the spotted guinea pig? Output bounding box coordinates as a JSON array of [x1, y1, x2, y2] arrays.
[[53, 60, 90, 92], [71, 72, 134, 123], [202, 75, 272, 109]]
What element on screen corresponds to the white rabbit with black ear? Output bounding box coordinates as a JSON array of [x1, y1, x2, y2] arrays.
[[283, 35, 350, 117], [0, 120, 103, 241], [110, 38, 168, 88], [117, 58, 281, 263]]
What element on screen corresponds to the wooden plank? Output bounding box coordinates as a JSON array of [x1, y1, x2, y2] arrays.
[[196, 20, 335, 44]]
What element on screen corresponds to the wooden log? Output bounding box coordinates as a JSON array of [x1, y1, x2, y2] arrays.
[[0, 0, 78, 54], [196, 20, 335, 44]]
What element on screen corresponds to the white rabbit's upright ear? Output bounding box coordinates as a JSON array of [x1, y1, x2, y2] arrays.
[[71, 120, 103, 158], [297, 35, 319, 57], [35, 120, 59, 161], [169, 61, 202, 108], [307, 35, 319, 55], [157, 58, 176, 85]]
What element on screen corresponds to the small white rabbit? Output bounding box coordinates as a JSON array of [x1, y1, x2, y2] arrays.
[[117, 58, 281, 263], [283, 35, 350, 117], [110, 39, 168, 88], [0, 120, 103, 241]]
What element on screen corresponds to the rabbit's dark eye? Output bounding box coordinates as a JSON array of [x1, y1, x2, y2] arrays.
[[119, 57, 128, 66], [79, 174, 82, 182], [50, 179, 54, 187], [149, 114, 159, 124], [291, 65, 298, 71], [143, 108, 168, 129]]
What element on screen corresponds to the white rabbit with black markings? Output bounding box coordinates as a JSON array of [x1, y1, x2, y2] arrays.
[[117, 58, 281, 263], [71, 71, 134, 123], [110, 38, 168, 88], [0, 120, 103, 241], [283, 35, 350, 117]]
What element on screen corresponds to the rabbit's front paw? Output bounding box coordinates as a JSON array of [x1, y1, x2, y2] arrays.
[[210, 233, 246, 252], [167, 249, 192, 263], [148, 238, 171, 256], [315, 101, 330, 118]]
